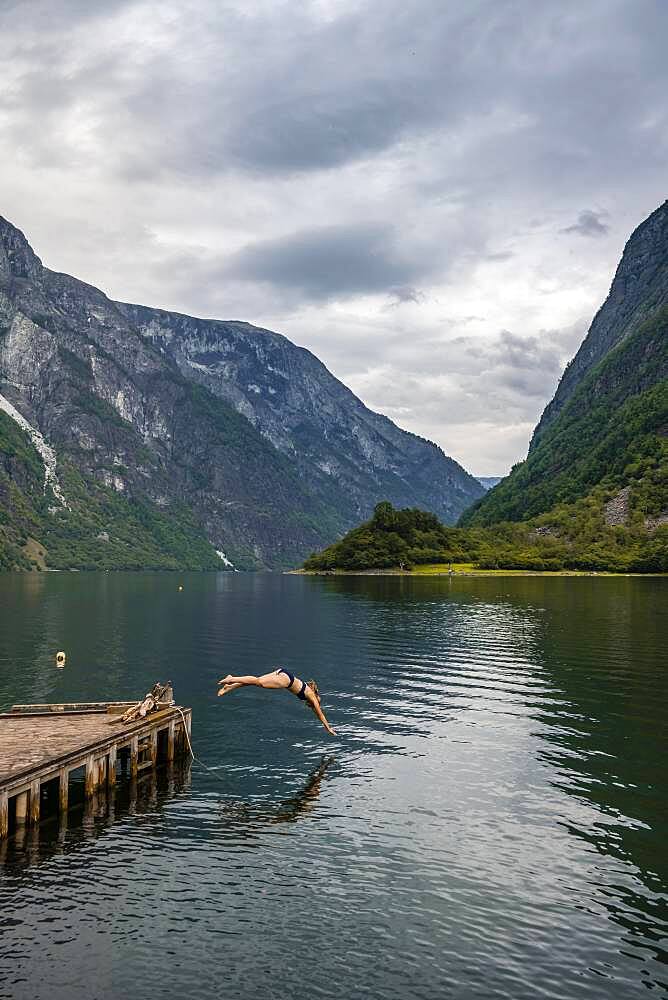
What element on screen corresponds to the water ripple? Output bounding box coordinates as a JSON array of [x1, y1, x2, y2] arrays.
[[0, 573, 666, 1000]]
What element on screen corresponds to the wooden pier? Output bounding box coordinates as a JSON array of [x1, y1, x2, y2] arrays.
[[0, 699, 192, 839]]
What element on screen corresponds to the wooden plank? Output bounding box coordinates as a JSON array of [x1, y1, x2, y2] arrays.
[[0, 706, 186, 791], [0, 703, 192, 838], [7, 701, 135, 715]]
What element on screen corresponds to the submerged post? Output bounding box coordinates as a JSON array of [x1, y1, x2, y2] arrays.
[[15, 790, 28, 826], [29, 780, 40, 825], [1, 698, 193, 840], [130, 736, 138, 780], [167, 719, 176, 762], [59, 767, 68, 814], [0, 792, 7, 839], [107, 747, 117, 788], [85, 755, 95, 799]]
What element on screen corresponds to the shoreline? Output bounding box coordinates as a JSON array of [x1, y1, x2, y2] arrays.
[[288, 568, 668, 578]]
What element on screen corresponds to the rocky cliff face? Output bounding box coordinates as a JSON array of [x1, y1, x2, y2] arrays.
[[0, 214, 482, 570], [120, 303, 479, 525], [532, 200, 668, 448], [462, 201, 668, 529]]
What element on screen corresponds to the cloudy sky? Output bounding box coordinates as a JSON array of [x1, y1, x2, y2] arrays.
[[1, 0, 666, 474]]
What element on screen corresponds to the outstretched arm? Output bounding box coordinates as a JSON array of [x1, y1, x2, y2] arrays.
[[308, 692, 337, 736]]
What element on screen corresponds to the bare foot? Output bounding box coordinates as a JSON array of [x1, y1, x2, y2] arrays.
[[218, 674, 233, 686]]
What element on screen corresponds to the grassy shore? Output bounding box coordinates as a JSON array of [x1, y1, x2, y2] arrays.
[[290, 563, 667, 577]]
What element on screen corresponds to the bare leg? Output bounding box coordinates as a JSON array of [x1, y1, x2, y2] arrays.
[[217, 670, 290, 695], [217, 674, 261, 698], [217, 681, 245, 697]]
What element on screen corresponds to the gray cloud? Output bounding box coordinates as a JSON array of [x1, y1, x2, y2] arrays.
[[561, 210, 610, 238], [224, 223, 428, 301], [0, 0, 666, 474], [386, 286, 424, 306], [3, 0, 665, 185]]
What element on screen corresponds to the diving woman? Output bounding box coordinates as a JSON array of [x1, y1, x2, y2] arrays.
[[217, 668, 337, 736]]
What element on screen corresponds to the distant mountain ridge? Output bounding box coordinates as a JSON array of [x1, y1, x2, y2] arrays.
[[0, 214, 482, 570], [462, 200, 668, 533]]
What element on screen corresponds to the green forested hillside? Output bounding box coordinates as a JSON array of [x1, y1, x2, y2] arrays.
[[306, 305, 667, 575], [0, 410, 223, 571], [460, 307, 668, 529], [305, 202, 668, 575], [302, 500, 668, 573]]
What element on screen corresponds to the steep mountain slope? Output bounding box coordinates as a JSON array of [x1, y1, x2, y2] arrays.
[[0, 214, 482, 570], [120, 303, 480, 526], [532, 200, 667, 446], [461, 202, 668, 533], [0, 407, 223, 572]]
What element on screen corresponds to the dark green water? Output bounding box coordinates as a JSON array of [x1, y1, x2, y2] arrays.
[[0, 572, 666, 999]]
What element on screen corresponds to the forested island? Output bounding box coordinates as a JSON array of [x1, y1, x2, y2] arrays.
[[302, 499, 668, 574]]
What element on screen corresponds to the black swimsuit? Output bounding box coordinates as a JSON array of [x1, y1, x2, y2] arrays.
[[278, 668, 307, 701]]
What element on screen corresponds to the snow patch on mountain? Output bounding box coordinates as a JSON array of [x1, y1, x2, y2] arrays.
[[0, 391, 69, 508], [215, 548, 236, 569]]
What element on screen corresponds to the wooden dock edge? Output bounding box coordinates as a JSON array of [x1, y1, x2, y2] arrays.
[[0, 704, 192, 839]]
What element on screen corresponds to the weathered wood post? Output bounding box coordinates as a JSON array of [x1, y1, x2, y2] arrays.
[[0, 698, 193, 840], [15, 790, 28, 825], [85, 754, 96, 799], [59, 767, 68, 815], [107, 748, 117, 788], [130, 736, 138, 780], [0, 791, 7, 839], [29, 780, 40, 825]]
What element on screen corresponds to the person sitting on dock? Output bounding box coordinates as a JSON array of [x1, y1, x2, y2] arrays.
[[217, 669, 337, 736]]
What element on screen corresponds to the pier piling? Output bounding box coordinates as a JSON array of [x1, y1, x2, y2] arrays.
[[0, 701, 192, 839]]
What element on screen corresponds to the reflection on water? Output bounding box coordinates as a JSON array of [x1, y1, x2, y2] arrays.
[[0, 757, 338, 870], [217, 756, 335, 832], [0, 572, 666, 1000], [0, 762, 193, 871]]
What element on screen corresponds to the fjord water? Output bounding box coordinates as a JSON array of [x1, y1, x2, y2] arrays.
[[0, 573, 665, 1000]]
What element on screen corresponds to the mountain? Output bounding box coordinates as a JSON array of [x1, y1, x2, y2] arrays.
[[461, 201, 668, 535], [532, 201, 668, 447], [0, 215, 482, 571], [118, 303, 481, 525], [476, 476, 503, 491]]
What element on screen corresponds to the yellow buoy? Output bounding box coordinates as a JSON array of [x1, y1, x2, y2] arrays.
[[56, 651, 66, 667]]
